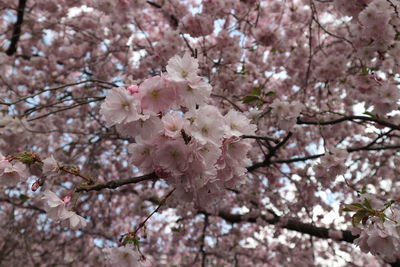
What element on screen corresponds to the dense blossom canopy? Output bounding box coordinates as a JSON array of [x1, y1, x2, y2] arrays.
[[1, 0, 400, 266]]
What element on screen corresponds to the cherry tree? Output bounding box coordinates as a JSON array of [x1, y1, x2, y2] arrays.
[[1, 0, 400, 266]]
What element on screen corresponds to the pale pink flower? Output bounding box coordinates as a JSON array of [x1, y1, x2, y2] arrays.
[[271, 99, 303, 131], [100, 87, 141, 127], [62, 211, 87, 229], [166, 52, 199, 82], [139, 76, 176, 113], [104, 245, 143, 267], [176, 78, 212, 109], [156, 139, 189, 175], [40, 190, 68, 220], [185, 105, 225, 145], [116, 115, 163, 140], [188, 141, 221, 173], [365, 222, 400, 262], [224, 110, 257, 137], [224, 138, 252, 166], [162, 112, 185, 138], [128, 139, 154, 172], [40, 190, 87, 229], [42, 155, 60, 178], [0, 154, 28, 187]]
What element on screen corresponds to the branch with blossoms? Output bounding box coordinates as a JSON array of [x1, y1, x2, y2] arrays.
[[206, 208, 400, 266], [342, 192, 400, 265]]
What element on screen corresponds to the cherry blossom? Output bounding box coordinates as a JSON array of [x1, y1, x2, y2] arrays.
[[138, 76, 177, 113], [166, 52, 199, 82], [104, 245, 143, 267], [0, 153, 28, 187], [40, 190, 87, 229], [100, 87, 142, 126]]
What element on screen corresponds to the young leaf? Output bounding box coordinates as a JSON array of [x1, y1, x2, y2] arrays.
[[242, 95, 260, 103], [352, 211, 369, 226]]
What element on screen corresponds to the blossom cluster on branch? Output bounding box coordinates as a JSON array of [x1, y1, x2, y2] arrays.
[[101, 53, 257, 207], [2, 0, 400, 266]]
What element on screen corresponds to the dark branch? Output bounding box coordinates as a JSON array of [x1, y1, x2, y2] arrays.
[[248, 143, 400, 171], [146, 0, 179, 28], [209, 210, 358, 244], [76, 172, 157, 192], [0, 197, 45, 213], [297, 115, 400, 131], [247, 132, 292, 172], [6, 0, 28, 56]]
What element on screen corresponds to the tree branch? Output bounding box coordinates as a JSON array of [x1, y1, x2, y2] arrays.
[[247, 132, 292, 172], [207, 210, 358, 244], [248, 142, 400, 171], [297, 115, 400, 131], [76, 172, 157, 192], [6, 0, 28, 56]]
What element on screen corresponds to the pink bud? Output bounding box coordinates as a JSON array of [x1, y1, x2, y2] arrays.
[[31, 181, 40, 191], [63, 195, 71, 204], [127, 85, 139, 95]]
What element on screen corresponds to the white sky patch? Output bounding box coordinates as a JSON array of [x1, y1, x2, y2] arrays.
[[67, 5, 94, 18], [231, 206, 250, 215]]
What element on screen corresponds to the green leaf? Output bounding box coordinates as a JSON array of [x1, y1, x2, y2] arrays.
[[361, 66, 370, 75], [19, 194, 29, 202], [250, 87, 262, 96], [360, 185, 368, 194], [270, 48, 284, 53], [378, 212, 386, 223], [265, 91, 275, 97], [352, 211, 369, 226], [242, 95, 260, 103], [14, 152, 39, 165], [125, 236, 140, 246], [363, 198, 372, 210], [384, 200, 394, 207]]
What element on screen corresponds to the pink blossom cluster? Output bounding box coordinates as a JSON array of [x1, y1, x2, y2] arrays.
[[0, 114, 29, 154], [254, 26, 278, 47], [357, 0, 396, 53], [349, 75, 399, 115], [352, 194, 400, 263], [313, 148, 348, 187], [179, 14, 214, 38], [270, 99, 303, 131], [335, 0, 398, 60], [100, 53, 257, 207], [333, 0, 372, 19]]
